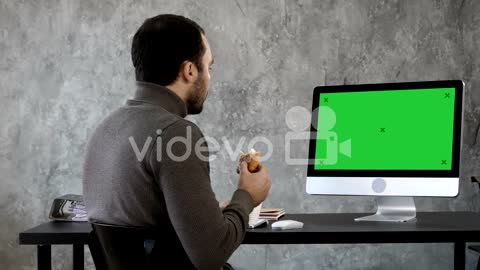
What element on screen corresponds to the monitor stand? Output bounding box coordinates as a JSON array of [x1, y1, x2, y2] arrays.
[[354, 197, 416, 222]]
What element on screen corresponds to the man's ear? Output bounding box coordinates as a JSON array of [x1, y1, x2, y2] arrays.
[[180, 61, 198, 83]]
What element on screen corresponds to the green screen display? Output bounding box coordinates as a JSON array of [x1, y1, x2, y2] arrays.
[[314, 88, 455, 170]]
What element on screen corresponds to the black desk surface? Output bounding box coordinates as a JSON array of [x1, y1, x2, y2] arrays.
[[244, 212, 480, 244], [19, 212, 480, 245], [19, 221, 92, 245]]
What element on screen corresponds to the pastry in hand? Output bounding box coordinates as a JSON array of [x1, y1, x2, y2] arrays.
[[237, 148, 261, 173]]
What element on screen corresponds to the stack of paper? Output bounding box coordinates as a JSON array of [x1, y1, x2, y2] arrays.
[[259, 208, 286, 220]]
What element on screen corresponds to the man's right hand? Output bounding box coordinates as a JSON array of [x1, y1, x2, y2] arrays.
[[237, 161, 271, 207]]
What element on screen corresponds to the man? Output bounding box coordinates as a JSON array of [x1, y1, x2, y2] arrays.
[[83, 14, 271, 270]]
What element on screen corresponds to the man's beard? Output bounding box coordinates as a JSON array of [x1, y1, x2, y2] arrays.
[[186, 74, 208, 115]]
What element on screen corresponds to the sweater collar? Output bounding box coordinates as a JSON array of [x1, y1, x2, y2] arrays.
[[130, 81, 188, 118]]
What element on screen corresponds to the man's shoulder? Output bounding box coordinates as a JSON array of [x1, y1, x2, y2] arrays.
[[105, 104, 185, 133], [161, 118, 205, 140], [167, 118, 202, 131]]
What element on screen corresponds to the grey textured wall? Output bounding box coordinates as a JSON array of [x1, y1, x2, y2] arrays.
[[2, 0, 480, 269]]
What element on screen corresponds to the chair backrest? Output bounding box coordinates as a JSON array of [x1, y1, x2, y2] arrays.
[[89, 222, 200, 269], [90, 223, 151, 270], [88, 225, 108, 270]]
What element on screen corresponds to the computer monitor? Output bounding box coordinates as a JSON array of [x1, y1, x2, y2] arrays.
[[306, 80, 464, 222]]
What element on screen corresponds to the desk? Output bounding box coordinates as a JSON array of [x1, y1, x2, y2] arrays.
[[19, 221, 91, 270], [19, 212, 480, 270]]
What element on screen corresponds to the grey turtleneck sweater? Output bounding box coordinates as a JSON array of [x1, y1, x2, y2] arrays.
[[83, 81, 254, 270]]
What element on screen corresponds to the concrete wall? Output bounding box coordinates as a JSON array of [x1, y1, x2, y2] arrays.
[[1, 0, 480, 269]]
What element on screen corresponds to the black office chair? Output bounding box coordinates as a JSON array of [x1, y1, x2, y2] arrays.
[[88, 223, 151, 270], [89, 223, 237, 270], [88, 223, 236, 270], [87, 226, 107, 270]]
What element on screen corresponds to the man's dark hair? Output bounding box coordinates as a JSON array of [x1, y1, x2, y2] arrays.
[[131, 14, 205, 86]]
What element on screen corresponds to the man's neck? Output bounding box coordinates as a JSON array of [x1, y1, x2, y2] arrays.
[[166, 83, 188, 104]]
